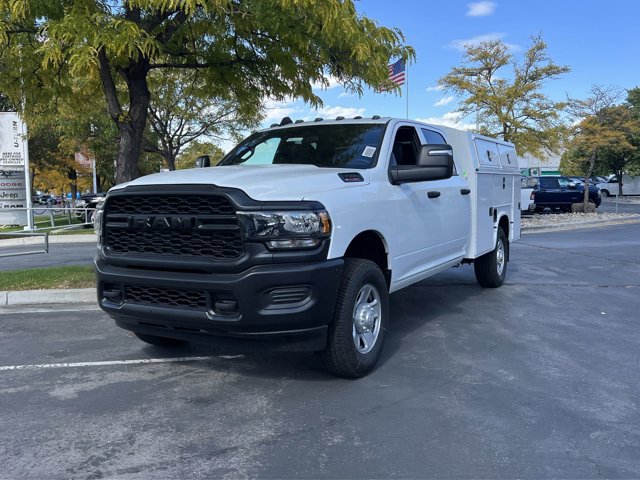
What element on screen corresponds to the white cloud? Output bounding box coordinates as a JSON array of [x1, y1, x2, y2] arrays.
[[426, 85, 444, 92], [315, 105, 366, 119], [434, 96, 455, 107], [311, 75, 341, 90], [262, 97, 302, 123], [415, 112, 476, 131], [448, 32, 520, 52], [467, 1, 497, 17], [338, 91, 355, 98]]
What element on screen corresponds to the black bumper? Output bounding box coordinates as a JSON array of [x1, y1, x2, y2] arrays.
[[95, 258, 343, 351]]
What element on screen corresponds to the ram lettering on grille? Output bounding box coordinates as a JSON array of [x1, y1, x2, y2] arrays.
[[104, 194, 244, 259]]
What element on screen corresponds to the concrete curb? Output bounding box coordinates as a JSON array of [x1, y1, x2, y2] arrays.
[[522, 216, 640, 234], [0, 288, 96, 307], [0, 234, 96, 248]]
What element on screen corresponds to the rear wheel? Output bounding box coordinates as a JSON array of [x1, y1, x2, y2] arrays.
[[600, 190, 609, 198], [474, 228, 508, 288], [321, 259, 388, 378], [134, 332, 187, 347]]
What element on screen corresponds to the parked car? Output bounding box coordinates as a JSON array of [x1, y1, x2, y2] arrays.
[[75, 193, 106, 223], [520, 178, 535, 213], [523, 176, 601, 211]]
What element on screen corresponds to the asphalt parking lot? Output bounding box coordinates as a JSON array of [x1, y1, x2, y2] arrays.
[[1, 224, 640, 479]]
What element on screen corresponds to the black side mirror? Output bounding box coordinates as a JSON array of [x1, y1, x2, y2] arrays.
[[390, 144, 454, 184], [195, 155, 211, 168]]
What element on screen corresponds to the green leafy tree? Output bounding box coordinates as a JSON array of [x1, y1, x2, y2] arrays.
[[175, 140, 226, 169], [439, 35, 570, 157], [145, 69, 260, 170], [0, 91, 14, 111], [1, 0, 413, 184], [563, 86, 640, 203]]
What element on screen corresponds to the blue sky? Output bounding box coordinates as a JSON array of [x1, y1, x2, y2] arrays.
[[261, 0, 639, 130]]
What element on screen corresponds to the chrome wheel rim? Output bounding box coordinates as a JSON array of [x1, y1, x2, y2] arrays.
[[496, 239, 505, 276], [352, 283, 382, 354]]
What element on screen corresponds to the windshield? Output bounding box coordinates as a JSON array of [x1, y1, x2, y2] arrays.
[[218, 124, 386, 169]]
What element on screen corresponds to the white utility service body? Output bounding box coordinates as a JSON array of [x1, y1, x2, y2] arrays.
[[98, 117, 521, 377]]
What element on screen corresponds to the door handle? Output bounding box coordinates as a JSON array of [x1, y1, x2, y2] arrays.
[[427, 191, 441, 198], [460, 188, 471, 195]]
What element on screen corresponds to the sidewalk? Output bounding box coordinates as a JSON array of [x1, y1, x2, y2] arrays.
[[522, 213, 640, 233], [0, 288, 96, 307], [0, 233, 96, 248], [602, 196, 640, 204]]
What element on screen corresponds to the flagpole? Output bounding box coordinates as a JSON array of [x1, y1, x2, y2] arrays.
[[405, 64, 409, 119]]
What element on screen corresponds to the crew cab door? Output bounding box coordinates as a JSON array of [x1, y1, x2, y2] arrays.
[[536, 177, 561, 205], [389, 124, 469, 286], [558, 177, 582, 203]]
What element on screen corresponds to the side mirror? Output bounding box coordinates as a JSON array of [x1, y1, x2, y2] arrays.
[[195, 155, 211, 168], [390, 144, 454, 184], [568, 182, 577, 189]]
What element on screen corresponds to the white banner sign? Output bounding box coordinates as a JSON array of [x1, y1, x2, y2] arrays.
[[0, 112, 28, 225]]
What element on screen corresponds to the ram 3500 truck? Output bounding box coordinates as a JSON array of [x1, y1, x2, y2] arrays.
[[95, 117, 521, 377]]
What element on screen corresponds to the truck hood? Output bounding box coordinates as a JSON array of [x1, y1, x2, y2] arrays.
[[110, 165, 370, 201]]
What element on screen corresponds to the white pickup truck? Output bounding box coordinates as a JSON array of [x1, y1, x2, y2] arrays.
[[597, 175, 640, 198], [95, 117, 521, 377]]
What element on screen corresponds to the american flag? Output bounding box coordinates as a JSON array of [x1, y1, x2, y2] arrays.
[[388, 59, 406, 86]]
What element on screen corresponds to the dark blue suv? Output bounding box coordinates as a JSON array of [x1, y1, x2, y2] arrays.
[[523, 176, 601, 212]]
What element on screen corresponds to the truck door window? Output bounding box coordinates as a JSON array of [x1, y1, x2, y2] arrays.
[[390, 126, 420, 166], [420, 128, 457, 174], [420, 128, 446, 144], [539, 177, 560, 189], [557, 177, 572, 188]]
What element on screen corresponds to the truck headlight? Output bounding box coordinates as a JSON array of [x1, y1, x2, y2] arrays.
[[94, 201, 105, 236], [237, 210, 331, 250]]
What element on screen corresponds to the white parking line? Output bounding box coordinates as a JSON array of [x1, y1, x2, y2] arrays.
[[0, 356, 221, 371]]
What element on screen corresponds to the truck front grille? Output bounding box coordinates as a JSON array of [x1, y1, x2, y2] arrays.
[[104, 194, 244, 260], [125, 284, 208, 310]]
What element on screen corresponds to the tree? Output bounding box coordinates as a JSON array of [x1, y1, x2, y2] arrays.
[[1, 0, 414, 184], [145, 69, 260, 170], [0, 91, 14, 111], [563, 86, 640, 205], [175, 140, 226, 169], [439, 35, 570, 157]]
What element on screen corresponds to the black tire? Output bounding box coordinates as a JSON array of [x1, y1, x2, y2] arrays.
[[600, 190, 609, 199], [474, 228, 508, 288], [134, 332, 187, 347], [321, 259, 389, 378]]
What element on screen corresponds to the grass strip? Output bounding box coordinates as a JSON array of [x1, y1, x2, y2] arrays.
[[0, 265, 95, 291]]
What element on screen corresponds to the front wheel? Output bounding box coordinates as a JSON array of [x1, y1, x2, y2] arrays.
[[600, 190, 609, 198], [321, 259, 389, 378], [474, 228, 508, 288]]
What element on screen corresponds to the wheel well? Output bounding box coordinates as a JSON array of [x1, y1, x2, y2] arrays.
[[498, 215, 509, 238], [498, 215, 510, 260], [344, 231, 390, 287]]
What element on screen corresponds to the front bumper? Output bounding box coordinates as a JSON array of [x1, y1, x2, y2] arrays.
[[95, 258, 343, 351]]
